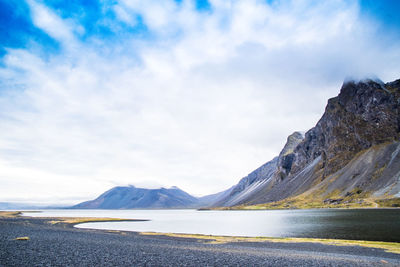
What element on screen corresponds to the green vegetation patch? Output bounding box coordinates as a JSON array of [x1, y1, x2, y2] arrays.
[[372, 164, 387, 180], [217, 185, 398, 210], [221, 194, 377, 210], [376, 198, 400, 208]]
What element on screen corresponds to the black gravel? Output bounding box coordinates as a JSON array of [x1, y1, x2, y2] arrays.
[[1, 216, 400, 266]]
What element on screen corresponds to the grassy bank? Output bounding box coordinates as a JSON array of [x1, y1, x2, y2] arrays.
[[141, 232, 400, 254], [215, 196, 400, 210], [0, 211, 146, 225]]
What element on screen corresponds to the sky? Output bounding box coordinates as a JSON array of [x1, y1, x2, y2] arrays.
[[0, 0, 399, 205]]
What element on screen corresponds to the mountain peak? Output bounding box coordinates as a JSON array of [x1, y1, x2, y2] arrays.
[[169, 186, 180, 190], [214, 77, 400, 208], [293, 77, 400, 178], [343, 76, 385, 86], [73, 185, 199, 209], [280, 131, 304, 157], [338, 78, 389, 107]]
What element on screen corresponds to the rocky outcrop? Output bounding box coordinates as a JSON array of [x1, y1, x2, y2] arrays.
[[277, 131, 304, 180], [215, 132, 304, 207], [290, 79, 400, 180], [213, 78, 400, 207]]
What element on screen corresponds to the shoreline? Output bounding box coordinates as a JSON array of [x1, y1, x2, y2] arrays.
[[3, 211, 400, 254], [0, 211, 148, 225], [200, 206, 400, 211], [1, 211, 400, 266]]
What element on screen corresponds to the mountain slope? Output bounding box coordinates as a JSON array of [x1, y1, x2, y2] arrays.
[[197, 186, 234, 206], [215, 78, 400, 208], [73, 185, 231, 209]]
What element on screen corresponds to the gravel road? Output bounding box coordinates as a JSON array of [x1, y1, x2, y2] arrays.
[[1, 216, 399, 266]]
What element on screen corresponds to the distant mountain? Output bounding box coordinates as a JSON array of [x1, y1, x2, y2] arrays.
[[0, 202, 67, 210], [73, 185, 226, 209], [0, 202, 35, 210], [197, 186, 234, 206], [215, 78, 400, 208]]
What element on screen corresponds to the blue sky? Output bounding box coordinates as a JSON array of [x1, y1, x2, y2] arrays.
[[2, 0, 399, 59], [0, 0, 212, 57], [0, 0, 399, 204], [360, 0, 400, 29]]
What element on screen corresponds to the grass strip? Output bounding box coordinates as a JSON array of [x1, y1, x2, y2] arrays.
[[14, 236, 30, 241], [0, 211, 23, 217], [47, 217, 145, 225], [140, 232, 400, 254], [0, 211, 146, 225]]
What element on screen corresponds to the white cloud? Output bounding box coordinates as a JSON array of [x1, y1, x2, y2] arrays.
[[26, 0, 77, 46], [113, 5, 137, 26], [0, 0, 399, 204], [119, 0, 180, 33]]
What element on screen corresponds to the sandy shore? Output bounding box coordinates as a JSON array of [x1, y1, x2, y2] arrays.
[[1, 212, 399, 266]]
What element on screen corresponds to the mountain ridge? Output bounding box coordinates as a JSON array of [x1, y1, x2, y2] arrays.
[[214, 78, 400, 208], [73, 78, 400, 210], [73, 185, 230, 209]]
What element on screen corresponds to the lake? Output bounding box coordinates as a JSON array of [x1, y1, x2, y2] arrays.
[[23, 209, 400, 242]]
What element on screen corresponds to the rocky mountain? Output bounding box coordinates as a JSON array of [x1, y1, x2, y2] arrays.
[[215, 78, 400, 208], [213, 157, 279, 207], [73, 185, 230, 209]]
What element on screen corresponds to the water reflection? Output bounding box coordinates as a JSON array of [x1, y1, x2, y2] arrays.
[[23, 209, 400, 242]]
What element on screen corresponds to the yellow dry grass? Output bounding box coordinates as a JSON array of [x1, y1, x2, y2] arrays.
[[0, 211, 22, 217], [14, 236, 30, 241], [140, 232, 400, 254], [47, 217, 139, 225], [0, 211, 142, 225]]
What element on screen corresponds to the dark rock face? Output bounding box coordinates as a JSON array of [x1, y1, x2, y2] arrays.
[[291, 79, 400, 179], [277, 131, 304, 180], [214, 78, 400, 207]]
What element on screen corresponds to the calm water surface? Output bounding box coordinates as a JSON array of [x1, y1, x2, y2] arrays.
[[23, 209, 400, 242]]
